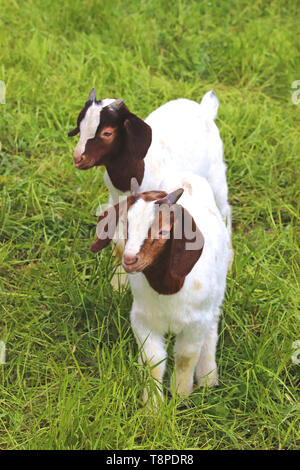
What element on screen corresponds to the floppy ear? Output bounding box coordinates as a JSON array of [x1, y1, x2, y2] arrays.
[[68, 127, 80, 137], [169, 206, 204, 279], [124, 114, 152, 160], [90, 202, 123, 253]]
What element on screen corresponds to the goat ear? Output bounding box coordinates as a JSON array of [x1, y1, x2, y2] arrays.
[[90, 202, 123, 253], [124, 114, 152, 160], [68, 127, 79, 137], [169, 206, 204, 279]]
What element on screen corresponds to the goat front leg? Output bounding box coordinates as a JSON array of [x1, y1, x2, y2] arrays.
[[131, 312, 166, 406], [172, 324, 205, 397]]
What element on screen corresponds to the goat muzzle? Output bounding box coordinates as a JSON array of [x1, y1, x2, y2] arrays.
[[73, 152, 86, 168], [123, 253, 138, 266]]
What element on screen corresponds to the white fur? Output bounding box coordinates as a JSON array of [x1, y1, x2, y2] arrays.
[[126, 199, 156, 256], [103, 92, 232, 255], [74, 98, 115, 158], [74, 102, 102, 157], [124, 172, 230, 402]]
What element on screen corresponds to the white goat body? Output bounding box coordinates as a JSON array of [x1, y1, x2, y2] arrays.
[[126, 173, 229, 399], [69, 89, 233, 275], [105, 92, 230, 226], [92, 171, 230, 400], [103, 93, 233, 273]]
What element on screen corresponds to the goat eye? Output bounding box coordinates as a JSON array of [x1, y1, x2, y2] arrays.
[[159, 230, 169, 237], [103, 132, 112, 137]]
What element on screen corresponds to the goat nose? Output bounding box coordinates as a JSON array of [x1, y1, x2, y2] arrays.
[[74, 153, 84, 165], [123, 253, 138, 265], [74, 143, 84, 159]]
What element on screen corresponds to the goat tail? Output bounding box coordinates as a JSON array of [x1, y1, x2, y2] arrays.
[[199, 90, 219, 121]]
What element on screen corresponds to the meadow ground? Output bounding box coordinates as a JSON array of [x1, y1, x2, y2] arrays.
[[0, 0, 299, 450]]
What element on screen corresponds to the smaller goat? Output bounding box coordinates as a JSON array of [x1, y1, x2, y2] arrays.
[[91, 175, 229, 403]]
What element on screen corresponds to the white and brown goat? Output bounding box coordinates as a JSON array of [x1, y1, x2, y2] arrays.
[[91, 175, 230, 403], [68, 88, 233, 279]]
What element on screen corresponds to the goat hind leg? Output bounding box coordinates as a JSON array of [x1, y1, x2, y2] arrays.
[[195, 321, 219, 387]]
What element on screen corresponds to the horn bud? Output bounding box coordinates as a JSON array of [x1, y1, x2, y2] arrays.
[[109, 98, 124, 111], [155, 188, 184, 206], [88, 88, 97, 102]]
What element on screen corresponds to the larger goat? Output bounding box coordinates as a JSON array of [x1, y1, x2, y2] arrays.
[[68, 89, 233, 271], [91, 175, 229, 402]]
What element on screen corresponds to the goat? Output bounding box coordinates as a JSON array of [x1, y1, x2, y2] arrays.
[[91, 175, 229, 403], [68, 88, 233, 278]]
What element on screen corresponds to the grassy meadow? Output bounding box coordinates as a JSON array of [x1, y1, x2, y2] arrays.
[[0, 0, 299, 450]]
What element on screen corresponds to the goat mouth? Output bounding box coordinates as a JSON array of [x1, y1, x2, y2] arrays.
[[122, 261, 147, 274], [74, 160, 94, 170]]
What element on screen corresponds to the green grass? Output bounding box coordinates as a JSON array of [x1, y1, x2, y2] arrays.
[[0, 0, 299, 450]]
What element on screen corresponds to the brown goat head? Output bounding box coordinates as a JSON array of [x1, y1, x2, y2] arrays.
[[91, 180, 205, 294], [68, 89, 152, 186]]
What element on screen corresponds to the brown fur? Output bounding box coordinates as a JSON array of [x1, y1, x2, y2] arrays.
[[140, 190, 168, 202], [142, 235, 185, 295], [138, 205, 204, 294], [69, 102, 152, 191], [90, 190, 204, 296], [90, 195, 139, 252]]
